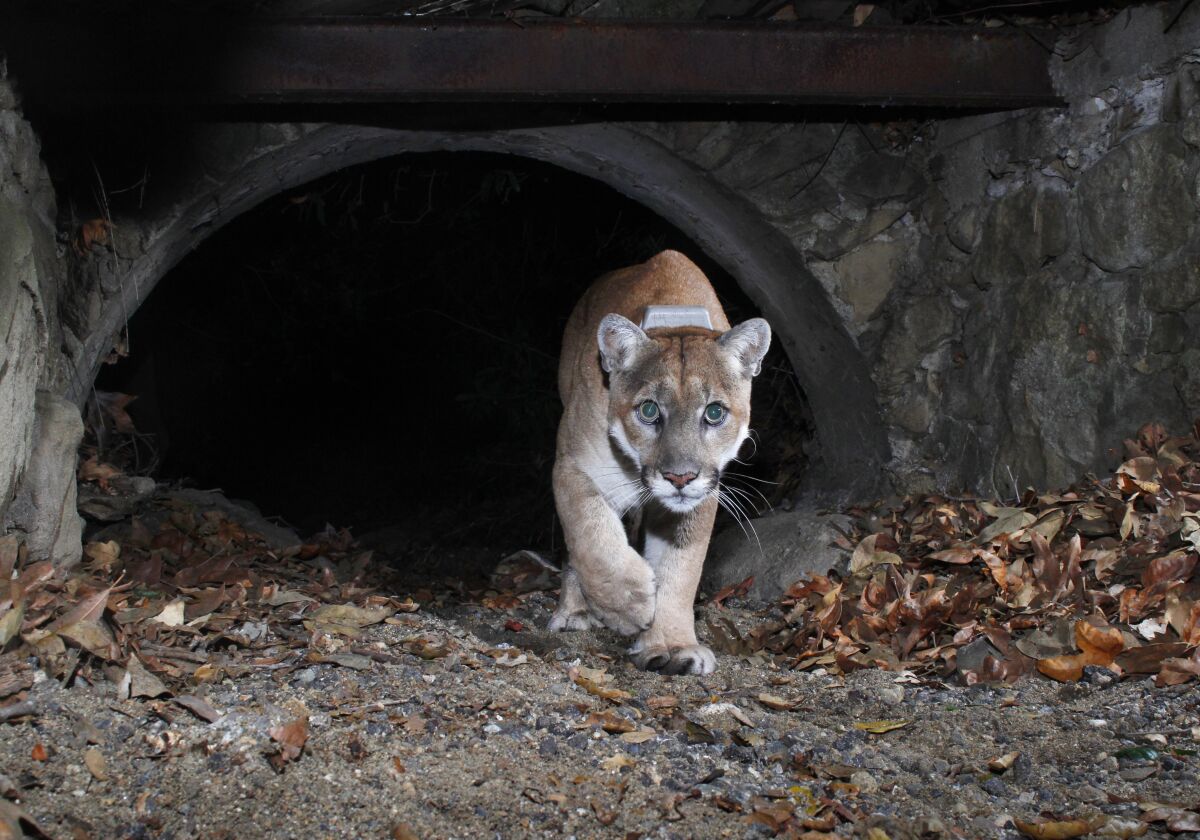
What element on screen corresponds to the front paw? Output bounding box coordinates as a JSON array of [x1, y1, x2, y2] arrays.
[[588, 561, 656, 636], [630, 643, 716, 676], [547, 608, 598, 632]]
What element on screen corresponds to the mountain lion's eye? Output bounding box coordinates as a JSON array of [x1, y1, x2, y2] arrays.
[[637, 401, 660, 424], [704, 403, 727, 425]]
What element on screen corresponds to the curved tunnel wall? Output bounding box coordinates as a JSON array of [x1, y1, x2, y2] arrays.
[[71, 122, 891, 499]]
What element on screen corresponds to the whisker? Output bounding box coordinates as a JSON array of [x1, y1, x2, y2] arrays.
[[724, 483, 766, 515], [721, 470, 780, 486], [716, 491, 752, 544], [718, 487, 762, 553], [722, 479, 773, 511]]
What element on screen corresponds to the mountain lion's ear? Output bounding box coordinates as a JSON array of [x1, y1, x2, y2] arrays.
[[718, 318, 772, 377], [598, 314, 652, 374]]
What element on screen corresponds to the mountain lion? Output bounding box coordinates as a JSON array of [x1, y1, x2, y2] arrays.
[[548, 250, 771, 675]]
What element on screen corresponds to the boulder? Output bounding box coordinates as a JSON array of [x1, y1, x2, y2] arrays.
[[16, 392, 84, 568], [1078, 126, 1196, 272], [973, 182, 1069, 288], [702, 505, 850, 600]]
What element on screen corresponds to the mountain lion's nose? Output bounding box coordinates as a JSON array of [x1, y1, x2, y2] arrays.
[[661, 470, 698, 489]]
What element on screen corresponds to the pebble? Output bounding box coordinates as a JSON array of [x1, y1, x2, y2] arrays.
[[538, 737, 558, 757], [850, 770, 878, 793], [980, 777, 1006, 796]]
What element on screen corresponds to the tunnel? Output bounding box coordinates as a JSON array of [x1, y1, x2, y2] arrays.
[[84, 150, 816, 578]]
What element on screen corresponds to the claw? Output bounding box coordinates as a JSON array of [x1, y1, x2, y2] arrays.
[[645, 652, 670, 671]]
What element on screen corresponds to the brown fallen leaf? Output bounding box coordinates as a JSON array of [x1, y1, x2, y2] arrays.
[[600, 753, 636, 772], [849, 534, 902, 574], [123, 654, 170, 699], [0, 601, 24, 648], [620, 727, 657, 744], [173, 695, 222, 723], [84, 748, 108, 781], [267, 714, 309, 772], [75, 218, 112, 254], [1115, 643, 1190, 674], [988, 751, 1020, 773], [853, 719, 910, 734], [30, 742, 48, 762], [1141, 807, 1200, 832], [303, 603, 393, 636], [1013, 816, 1101, 839], [582, 711, 636, 734], [757, 693, 799, 711], [708, 575, 755, 607], [569, 669, 632, 703], [1091, 816, 1148, 838]]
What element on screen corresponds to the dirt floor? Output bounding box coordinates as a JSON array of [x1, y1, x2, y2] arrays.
[[2, 579, 1199, 839], [6, 418, 1200, 839]]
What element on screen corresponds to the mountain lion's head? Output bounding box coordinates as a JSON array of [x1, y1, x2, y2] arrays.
[[598, 314, 772, 514]]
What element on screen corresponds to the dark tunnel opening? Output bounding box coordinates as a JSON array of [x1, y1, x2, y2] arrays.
[[91, 152, 814, 575]]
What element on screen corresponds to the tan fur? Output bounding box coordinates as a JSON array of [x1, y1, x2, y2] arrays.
[[549, 251, 771, 675]]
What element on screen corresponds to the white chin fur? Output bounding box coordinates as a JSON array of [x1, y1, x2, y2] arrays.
[[658, 495, 705, 513], [650, 478, 710, 513]]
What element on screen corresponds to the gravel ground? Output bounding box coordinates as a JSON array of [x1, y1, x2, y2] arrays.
[[2, 590, 1197, 840]]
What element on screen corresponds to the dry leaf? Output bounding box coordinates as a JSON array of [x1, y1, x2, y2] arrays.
[[600, 753, 636, 772], [268, 714, 310, 771], [988, 751, 1020, 773], [123, 654, 169, 699], [0, 602, 24, 647], [303, 603, 393, 636], [84, 748, 108, 781], [620, 728, 657, 744], [569, 667, 632, 703], [1092, 816, 1148, 837], [850, 534, 901, 574], [1013, 816, 1101, 839], [174, 695, 222, 723], [153, 599, 187, 627], [853, 719, 910, 734], [757, 693, 798, 711]]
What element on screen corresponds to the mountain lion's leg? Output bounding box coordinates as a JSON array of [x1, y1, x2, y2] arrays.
[[549, 459, 656, 636], [547, 565, 598, 631], [629, 498, 718, 675]]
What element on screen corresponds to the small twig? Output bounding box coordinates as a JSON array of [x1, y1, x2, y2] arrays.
[[790, 121, 848, 200], [0, 700, 39, 723]]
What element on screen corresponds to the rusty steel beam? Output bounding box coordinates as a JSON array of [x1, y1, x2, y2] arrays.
[[2, 17, 1060, 110]]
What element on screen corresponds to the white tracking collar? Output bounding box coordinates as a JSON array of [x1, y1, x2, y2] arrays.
[[639, 305, 714, 331]]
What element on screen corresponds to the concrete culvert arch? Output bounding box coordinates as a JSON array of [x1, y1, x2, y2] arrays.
[[86, 148, 830, 580], [71, 122, 890, 518]]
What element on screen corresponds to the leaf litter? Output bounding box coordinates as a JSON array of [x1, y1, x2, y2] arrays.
[[736, 422, 1200, 690], [0, 422, 1199, 837]]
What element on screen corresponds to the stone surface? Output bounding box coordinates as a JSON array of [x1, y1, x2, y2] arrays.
[[827, 237, 907, 325], [1078, 126, 1196, 272], [1139, 252, 1200, 312], [973, 182, 1069, 287], [13, 392, 84, 568], [703, 505, 850, 599], [0, 194, 44, 523], [0, 74, 60, 551]]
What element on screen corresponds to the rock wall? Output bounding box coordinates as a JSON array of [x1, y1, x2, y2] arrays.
[[0, 65, 80, 567], [648, 4, 1200, 497]]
